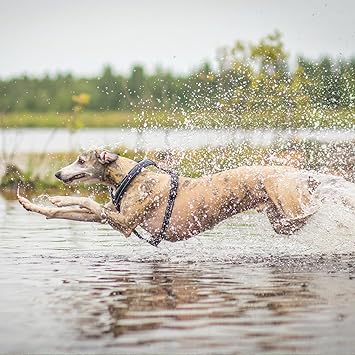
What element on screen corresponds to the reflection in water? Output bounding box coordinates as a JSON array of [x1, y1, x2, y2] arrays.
[[53, 261, 331, 354], [1, 198, 355, 354]]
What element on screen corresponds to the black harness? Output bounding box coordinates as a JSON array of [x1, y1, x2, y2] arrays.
[[109, 159, 179, 247]]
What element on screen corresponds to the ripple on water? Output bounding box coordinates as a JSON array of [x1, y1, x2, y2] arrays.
[[0, 198, 355, 354]]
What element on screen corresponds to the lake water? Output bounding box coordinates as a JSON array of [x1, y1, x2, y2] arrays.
[[1, 127, 354, 153], [1, 196, 355, 354]]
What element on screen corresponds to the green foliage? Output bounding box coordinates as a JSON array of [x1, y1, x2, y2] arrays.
[[0, 108, 353, 129], [0, 32, 354, 129], [3, 139, 353, 199]]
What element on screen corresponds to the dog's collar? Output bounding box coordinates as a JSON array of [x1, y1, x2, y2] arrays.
[[109, 159, 179, 247]]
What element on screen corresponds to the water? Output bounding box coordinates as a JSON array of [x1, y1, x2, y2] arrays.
[[1, 127, 354, 153], [1, 196, 355, 354]]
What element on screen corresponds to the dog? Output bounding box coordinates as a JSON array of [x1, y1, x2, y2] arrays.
[[18, 149, 319, 243]]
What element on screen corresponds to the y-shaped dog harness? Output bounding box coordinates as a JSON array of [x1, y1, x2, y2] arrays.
[[109, 159, 179, 247]]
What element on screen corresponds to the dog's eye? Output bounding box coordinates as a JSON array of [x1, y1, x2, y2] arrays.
[[78, 158, 85, 165]]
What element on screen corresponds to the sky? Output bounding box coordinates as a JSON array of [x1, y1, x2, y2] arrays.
[[0, 0, 354, 78]]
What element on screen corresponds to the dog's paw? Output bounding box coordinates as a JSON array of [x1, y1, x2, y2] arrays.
[[18, 195, 33, 211]]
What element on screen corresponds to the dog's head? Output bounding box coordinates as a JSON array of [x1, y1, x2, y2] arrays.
[[55, 149, 118, 184]]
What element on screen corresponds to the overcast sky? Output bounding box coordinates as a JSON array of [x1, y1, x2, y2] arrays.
[[0, 0, 354, 78]]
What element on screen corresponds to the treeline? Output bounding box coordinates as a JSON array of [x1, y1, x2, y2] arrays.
[[1, 32, 355, 116]]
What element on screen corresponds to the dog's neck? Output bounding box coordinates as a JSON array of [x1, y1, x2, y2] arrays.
[[103, 157, 138, 187]]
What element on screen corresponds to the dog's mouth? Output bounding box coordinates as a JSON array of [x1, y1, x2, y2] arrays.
[[63, 173, 87, 183]]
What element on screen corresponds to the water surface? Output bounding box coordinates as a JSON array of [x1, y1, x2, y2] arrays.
[[1, 197, 355, 354], [1, 127, 354, 153]]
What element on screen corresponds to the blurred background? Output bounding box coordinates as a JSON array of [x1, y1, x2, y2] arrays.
[[1, 3, 355, 354], [0, 0, 354, 196]]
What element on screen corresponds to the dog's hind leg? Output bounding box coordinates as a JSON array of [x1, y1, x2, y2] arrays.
[[264, 175, 313, 219], [263, 174, 316, 234], [265, 205, 310, 234]]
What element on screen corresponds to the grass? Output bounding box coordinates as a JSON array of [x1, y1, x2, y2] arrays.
[[0, 111, 183, 129], [0, 147, 146, 199], [2, 139, 354, 201], [0, 108, 354, 129]]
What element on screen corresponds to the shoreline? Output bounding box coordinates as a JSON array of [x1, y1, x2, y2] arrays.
[[1, 109, 354, 129]]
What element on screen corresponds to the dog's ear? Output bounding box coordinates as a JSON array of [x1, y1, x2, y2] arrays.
[[97, 150, 118, 165]]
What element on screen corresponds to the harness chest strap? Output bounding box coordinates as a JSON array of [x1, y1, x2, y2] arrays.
[[109, 159, 179, 247], [110, 159, 157, 212], [150, 170, 178, 246]]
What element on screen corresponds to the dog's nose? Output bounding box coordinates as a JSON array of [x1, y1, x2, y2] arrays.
[[55, 171, 61, 180]]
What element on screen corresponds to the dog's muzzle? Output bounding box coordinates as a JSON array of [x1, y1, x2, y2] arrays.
[[55, 171, 86, 183]]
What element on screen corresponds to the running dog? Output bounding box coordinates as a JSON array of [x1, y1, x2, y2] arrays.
[[18, 149, 318, 243]]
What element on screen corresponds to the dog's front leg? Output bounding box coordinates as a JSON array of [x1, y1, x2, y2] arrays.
[[101, 192, 163, 239], [48, 196, 133, 237], [48, 196, 103, 216], [100, 209, 135, 238], [18, 195, 101, 222]]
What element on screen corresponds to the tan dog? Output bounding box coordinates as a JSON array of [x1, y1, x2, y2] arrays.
[[18, 149, 317, 242]]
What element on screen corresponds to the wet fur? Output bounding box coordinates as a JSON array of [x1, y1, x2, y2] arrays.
[[18, 150, 317, 243]]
